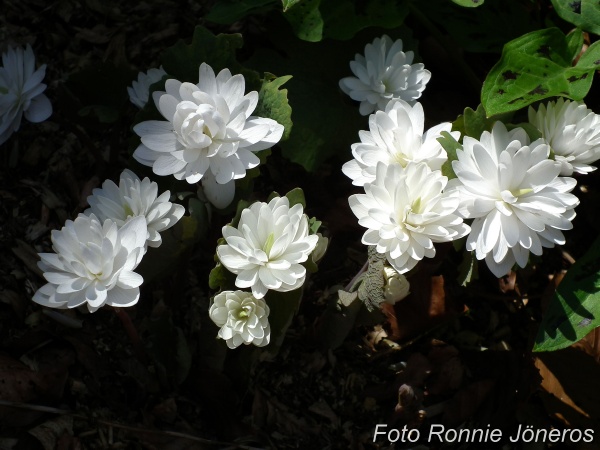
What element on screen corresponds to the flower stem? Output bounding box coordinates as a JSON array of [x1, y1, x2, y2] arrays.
[[113, 307, 148, 364], [345, 260, 369, 292]]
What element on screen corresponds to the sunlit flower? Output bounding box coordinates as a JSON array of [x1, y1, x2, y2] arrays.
[[128, 66, 167, 109], [33, 215, 147, 313], [349, 162, 469, 274], [0, 44, 52, 145], [342, 99, 455, 186], [85, 169, 185, 248], [339, 35, 431, 115], [217, 196, 319, 299], [133, 62, 284, 208], [382, 266, 410, 304], [448, 122, 579, 277], [209, 290, 270, 349], [528, 98, 600, 176]]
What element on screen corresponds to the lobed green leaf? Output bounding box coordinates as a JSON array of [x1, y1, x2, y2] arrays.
[[551, 0, 600, 35]]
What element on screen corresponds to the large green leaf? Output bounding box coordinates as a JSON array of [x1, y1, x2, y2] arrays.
[[534, 234, 600, 352], [551, 0, 600, 35], [205, 0, 277, 24], [254, 74, 293, 141], [481, 28, 600, 116], [451, 0, 484, 6]]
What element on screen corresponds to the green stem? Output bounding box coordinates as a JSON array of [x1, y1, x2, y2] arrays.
[[407, 0, 482, 97]]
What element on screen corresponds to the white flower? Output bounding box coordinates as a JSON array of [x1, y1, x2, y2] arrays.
[[33, 215, 147, 313], [339, 35, 431, 116], [383, 266, 410, 304], [349, 162, 469, 274], [128, 66, 167, 109], [528, 98, 600, 176], [217, 196, 319, 299], [85, 169, 185, 248], [448, 122, 579, 277], [0, 44, 52, 145], [209, 290, 270, 349], [133, 62, 284, 208], [342, 99, 456, 186]]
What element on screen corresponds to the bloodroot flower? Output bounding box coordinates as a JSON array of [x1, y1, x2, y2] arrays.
[[339, 35, 431, 115], [85, 169, 185, 248], [349, 162, 469, 274], [217, 196, 319, 299], [0, 44, 52, 145], [33, 215, 148, 313], [133, 62, 284, 208], [528, 98, 600, 176], [342, 99, 455, 186], [209, 290, 270, 349], [128, 66, 167, 109], [448, 122, 579, 277]]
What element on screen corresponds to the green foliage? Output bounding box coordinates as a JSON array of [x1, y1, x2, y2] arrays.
[[457, 249, 478, 287], [282, 0, 301, 11], [481, 28, 600, 116], [438, 131, 462, 180], [453, 104, 512, 139], [284, 0, 324, 42], [451, 0, 484, 6], [255, 74, 293, 141], [551, 0, 600, 35], [264, 288, 304, 354], [205, 0, 277, 23], [534, 234, 600, 352], [160, 25, 260, 90], [284, 187, 307, 208]]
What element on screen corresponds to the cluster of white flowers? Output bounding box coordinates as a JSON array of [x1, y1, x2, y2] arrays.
[[132, 62, 284, 209], [0, 44, 52, 145], [33, 170, 184, 312], [211, 196, 320, 348], [342, 36, 595, 278]]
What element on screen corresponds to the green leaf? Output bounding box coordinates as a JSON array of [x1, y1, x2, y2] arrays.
[[534, 234, 600, 352], [481, 27, 596, 117], [451, 0, 484, 6], [284, 187, 306, 208], [438, 131, 462, 180], [551, 0, 600, 35], [455, 104, 513, 138], [264, 288, 304, 355], [281, 0, 301, 11], [457, 250, 478, 287], [160, 25, 260, 89], [254, 74, 293, 141], [206, 0, 277, 24], [283, 0, 324, 42]]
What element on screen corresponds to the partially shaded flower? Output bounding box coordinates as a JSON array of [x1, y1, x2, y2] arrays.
[[339, 35, 431, 115], [0, 44, 52, 145], [209, 290, 270, 349], [349, 162, 469, 274], [528, 98, 600, 175], [33, 215, 147, 313], [342, 99, 455, 186], [128, 66, 167, 109], [85, 169, 185, 248], [217, 196, 319, 299], [133, 62, 284, 208], [448, 122, 579, 277], [383, 266, 410, 304]]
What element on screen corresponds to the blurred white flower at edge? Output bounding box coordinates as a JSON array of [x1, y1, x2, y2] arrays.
[[33, 215, 147, 313], [383, 266, 410, 305], [127, 66, 167, 109], [342, 99, 456, 186], [133, 62, 284, 209], [209, 290, 270, 349], [86, 169, 185, 248], [0, 44, 52, 145], [217, 196, 319, 299], [339, 35, 431, 116], [529, 98, 600, 176], [448, 122, 579, 277]]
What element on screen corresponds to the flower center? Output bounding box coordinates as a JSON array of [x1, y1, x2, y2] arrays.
[[237, 305, 252, 319], [263, 232, 275, 257], [123, 203, 134, 218], [392, 151, 410, 167]]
